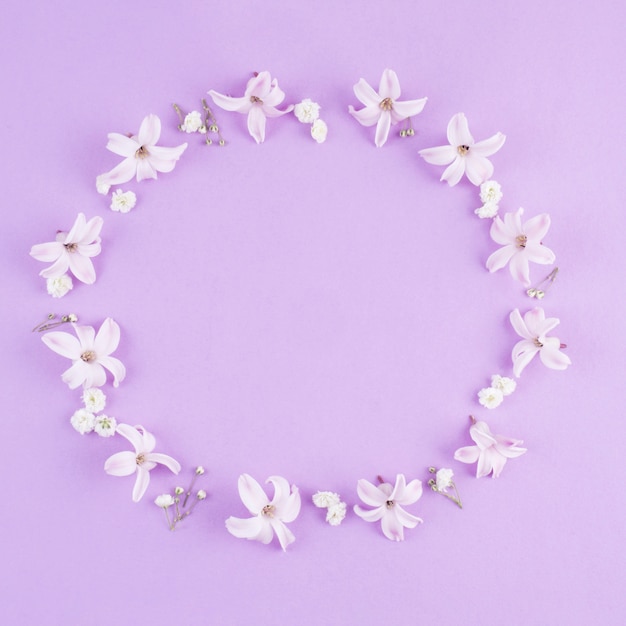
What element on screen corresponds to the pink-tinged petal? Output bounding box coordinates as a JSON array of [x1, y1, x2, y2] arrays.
[[374, 110, 392, 147], [226, 516, 272, 543], [356, 479, 387, 506], [262, 81, 287, 108], [238, 474, 268, 514], [447, 113, 473, 146], [261, 104, 294, 118], [353, 78, 381, 107], [30, 241, 63, 262], [536, 316, 561, 339], [246, 71, 272, 98], [76, 242, 101, 258], [381, 509, 406, 541], [486, 245, 517, 273], [267, 476, 291, 507], [136, 157, 157, 182], [74, 324, 95, 350], [418, 144, 456, 165], [508, 250, 531, 286], [148, 144, 188, 173], [489, 214, 517, 245], [106, 132, 139, 157], [98, 356, 126, 387], [539, 342, 572, 371], [138, 426, 156, 452], [522, 307, 547, 336], [464, 154, 494, 186], [441, 157, 465, 187], [348, 104, 381, 127], [247, 106, 267, 144], [523, 213, 551, 241], [116, 423, 145, 452], [80, 216, 103, 243], [353, 504, 385, 522], [132, 466, 151, 502], [208, 89, 251, 113], [145, 452, 181, 474], [378, 68, 401, 100], [81, 362, 107, 389], [279, 488, 301, 523], [397, 478, 423, 505], [67, 253, 96, 284], [494, 437, 528, 458], [42, 331, 81, 359], [510, 308, 533, 340], [104, 450, 138, 476], [488, 452, 507, 478], [389, 474, 407, 501], [512, 339, 539, 377], [93, 318, 120, 357], [99, 157, 138, 186], [391, 97, 427, 123], [476, 448, 496, 478], [525, 243, 556, 266], [64, 213, 87, 243], [454, 445, 480, 464], [394, 505, 423, 529], [470, 421, 498, 449], [137, 114, 161, 146], [59, 361, 88, 389], [472, 132, 506, 157], [270, 519, 296, 551]]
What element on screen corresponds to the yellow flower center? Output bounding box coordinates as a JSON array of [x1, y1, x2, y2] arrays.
[[516, 235, 528, 248], [80, 350, 96, 362], [379, 98, 393, 111], [457, 145, 470, 155], [136, 453, 145, 466]]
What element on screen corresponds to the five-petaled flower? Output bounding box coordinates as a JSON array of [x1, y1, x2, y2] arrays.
[[353, 474, 423, 542], [510, 307, 571, 377], [41, 317, 126, 389], [486, 207, 555, 287], [348, 69, 427, 148], [225, 474, 301, 551], [104, 424, 181, 502], [96, 114, 187, 191], [454, 420, 527, 478], [208, 71, 294, 144], [419, 112, 505, 186], [30, 213, 103, 285]]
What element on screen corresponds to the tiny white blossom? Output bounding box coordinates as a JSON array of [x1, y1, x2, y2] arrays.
[[478, 387, 504, 409], [475, 202, 499, 219], [110, 189, 137, 213], [311, 119, 328, 143], [294, 98, 320, 124], [96, 175, 111, 195], [82, 387, 106, 413], [182, 111, 204, 133], [491, 374, 517, 396], [94, 414, 117, 437], [46, 274, 73, 298], [326, 502, 347, 526], [197, 489, 207, 500], [155, 494, 175, 508], [70, 408, 96, 434], [480, 180, 503, 205], [312, 491, 341, 508], [435, 468, 454, 492], [67, 313, 78, 323]]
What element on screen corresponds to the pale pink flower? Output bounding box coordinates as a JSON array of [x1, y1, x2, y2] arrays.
[[348, 69, 427, 148], [225, 474, 301, 551], [419, 113, 505, 186], [454, 420, 527, 478], [104, 424, 181, 502], [353, 474, 423, 542], [30, 213, 103, 284], [97, 114, 187, 189], [41, 317, 126, 389], [208, 71, 294, 144], [510, 307, 571, 377], [486, 208, 555, 287]]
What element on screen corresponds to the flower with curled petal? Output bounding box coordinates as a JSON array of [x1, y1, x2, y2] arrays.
[[486, 208, 555, 287], [225, 474, 301, 551], [454, 420, 527, 478], [510, 307, 571, 377], [208, 71, 294, 144], [41, 317, 126, 389], [104, 424, 181, 502], [353, 474, 423, 542], [30, 213, 103, 284], [96, 114, 187, 191], [348, 69, 427, 148], [419, 112, 505, 186]]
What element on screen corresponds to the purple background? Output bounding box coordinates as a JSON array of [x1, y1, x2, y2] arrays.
[[2, 1, 624, 624]]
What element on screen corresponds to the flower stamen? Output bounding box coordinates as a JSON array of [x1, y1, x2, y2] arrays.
[[385, 500, 395, 509], [64, 243, 78, 253], [379, 97, 393, 111], [136, 453, 145, 466], [533, 338, 544, 348], [262, 504, 276, 518], [457, 144, 470, 155], [250, 95, 263, 104], [80, 350, 96, 362], [516, 234, 528, 248], [135, 146, 149, 159]]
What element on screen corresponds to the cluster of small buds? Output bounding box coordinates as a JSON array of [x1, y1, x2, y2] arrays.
[[70, 388, 117, 437], [155, 466, 207, 530], [399, 118, 415, 138], [173, 101, 226, 146], [427, 467, 462, 508], [293, 99, 328, 143], [32, 312, 78, 332], [46, 274, 73, 298], [527, 267, 559, 300], [477, 374, 517, 409], [475, 180, 503, 218], [110, 189, 137, 214], [312, 491, 347, 526]]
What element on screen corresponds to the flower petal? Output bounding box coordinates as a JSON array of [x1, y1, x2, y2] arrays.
[[270, 518, 296, 551], [136, 157, 157, 182], [512, 339, 539, 377], [98, 356, 126, 387], [397, 478, 423, 505], [488, 451, 507, 478], [418, 144, 456, 166], [381, 509, 405, 541], [104, 451, 138, 476], [523, 213, 551, 241], [59, 361, 88, 389], [98, 157, 138, 187], [132, 466, 151, 502], [246, 71, 272, 98], [42, 331, 81, 359], [539, 341, 572, 371], [144, 452, 181, 474], [470, 421, 498, 449], [464, 154, 494, 186], [348, 104, 381, 127], [93, 318, 120, 357], [353, 78, 380, 107], [137, 114, 161, 146], [208, 90, 251, 114], [494, 436, 528, 458], [116, 423, 145, 452], [447, 113, 473, 146], [510, 308, 533, 340], [507, 250, 531, 286], [67, 253, 96, 284], [238, 474, 268, 514], [148, 144, 188, 172], [378, 68, 401, 100], [454, 444, 480, 464], [106, 132, 139, 157], [472, 132, 506, 157], [39, 254, 70, 279], [261, 104, 294, 119], [476, 448, 496, 478], [394, 505, 423, 529], [486, 245, 517, 273], [247, 106, 266, 144], [441, 156, 465, 187], [353, 504, 385, 522], [81, 362, 107, 389], [525, 243, 556, 266], [356, 478, 387, 506], [262, 81, 287, 108], [391, 97, 427, 123], [226, 516, 272, 543], [374, 110, 392, 147], [30, 241, 63, 262]]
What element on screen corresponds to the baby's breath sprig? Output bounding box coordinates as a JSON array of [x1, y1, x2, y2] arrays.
[[172, 101, 227, 147], [155, 466, 207, 531]]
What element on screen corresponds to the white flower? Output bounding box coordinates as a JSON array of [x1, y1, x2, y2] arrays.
[[110, 190, 137, 213], [96, 175, 111, 195], [478, 387, 504, 409], [326, 502, 347, 526], [491, 374, 517, 396], [197, 489, 207, 500], [480, 180, 503, 205], [311, 119, 328, 143], [82, 387, 106, 412], [182, 111, 204, 133], [94, 414, 117, 437], [435, 468, 454, 492], [70, 408, 95, 434], [155, 494, 175, 508], [294, 98, 320, 124], [475, 202, 499, 219], [312, 491, 341, 508], [46, 274, 73, 298]]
